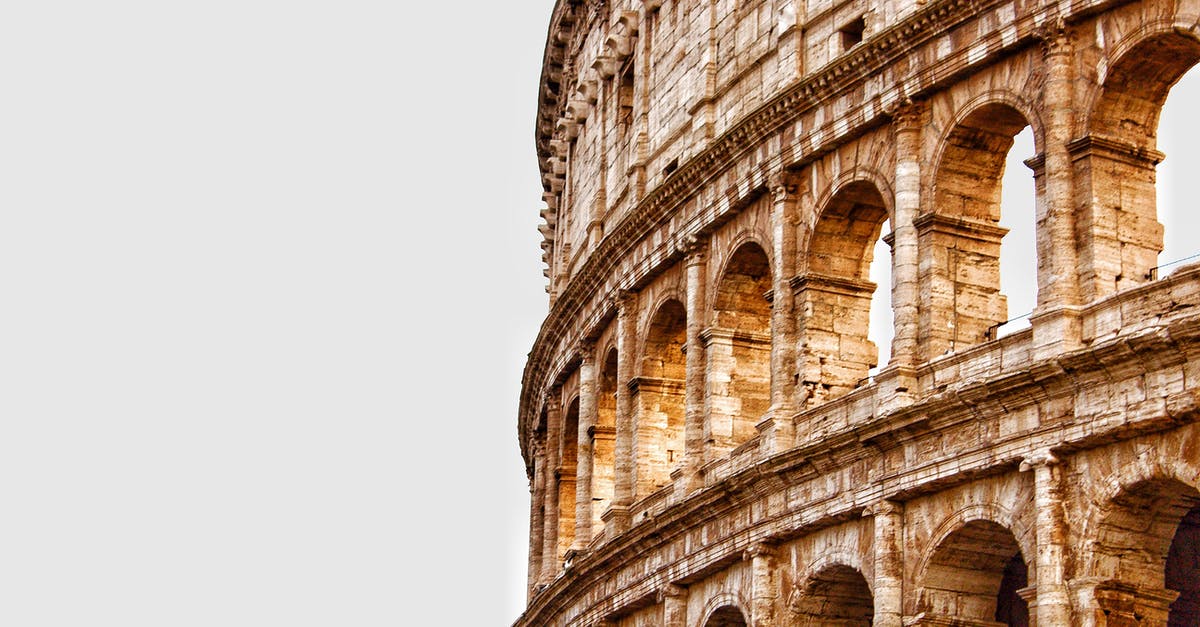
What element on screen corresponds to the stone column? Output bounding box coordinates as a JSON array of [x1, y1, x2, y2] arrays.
[[527, 440, 547, 599], [1021, 453, 1070, 627], [539, 394, 563, 584], [762, 172, 798, 454], [888, 100, 923, 368], [606, 292, 636, 536], [683, 236, 708, 491], [573, 341, 597, 551], [746, 543, 779, 627], [1032, 22, 1082, 358], [661, 584, 689, 627], [867, 500, 904, 627]]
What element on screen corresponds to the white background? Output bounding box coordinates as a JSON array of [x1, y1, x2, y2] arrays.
[[1, 2, 1197, 626]]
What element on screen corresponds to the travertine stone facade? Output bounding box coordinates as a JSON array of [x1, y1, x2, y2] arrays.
[[518, 0, 1200, 625]]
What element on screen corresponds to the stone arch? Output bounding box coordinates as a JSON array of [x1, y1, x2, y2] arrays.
[[1078, 443, 1200, 579], [699, 593, 749, 627], [788, 562, 874, 626], [924, 99, 1035, 358], [810, 165, 896, 230], [1086, 22, 1200, 148], [1080, 477, 1200, 625], [1074, 447, 1200, 625], [797, 178, 890, 401], [915, 516, 1030, 625], [557, 396, 580, 561], [1076, 23, 1200, 299], [707, 241, 772, 455], [633, 298, 687, 497]]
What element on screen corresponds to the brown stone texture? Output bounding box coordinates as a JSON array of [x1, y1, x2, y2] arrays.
[[518, 0, 1200, 624]]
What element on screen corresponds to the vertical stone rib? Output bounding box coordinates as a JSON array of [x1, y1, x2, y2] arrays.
[[684, 237, 708, 491], [607, 292, 636, 536], [747, 543, 779, 627], [1023, 454, 1070, 627], [889, 100, 924, 367], [539, 394, 563, 584], [527, 442, 546, 599], [868, 500, 904, 627], [573, 341, 597, 551], [661, 584, 688, 627], [766, 172, 799, 453]]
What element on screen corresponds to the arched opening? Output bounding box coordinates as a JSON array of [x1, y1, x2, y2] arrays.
[[1088, 479, 1200, 624], [633, 299, 686, 498], [708, 242, 772, 454], [1167, 504, 1200, 626], [996, 126, 1036, 337], [1152, 56, 1200, 279], [592, 348, 618, 532], [926, 103, 1031, 357], [920, 519, 1028, 625], [705, 605, 749, 626], [790, 564, 874, 626], [557, 397, 579, 561], [1080, 32, 1200, 300], [799, 180, 888, 402], [868, 219, 892, 375]]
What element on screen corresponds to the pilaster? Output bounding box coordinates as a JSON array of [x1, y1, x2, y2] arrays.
[[539, 394, 563, 585], [1020, 453, 1070, 627], [746, 543, 780, 627], [573, 341, 598, 551], [683, 236, 709, 492], [606, 291, 637, 536], [867, 499, 904, 627], [762, 171, 799, 454], [1032, 21, 1083, 359], [887, 99, 924, 369]]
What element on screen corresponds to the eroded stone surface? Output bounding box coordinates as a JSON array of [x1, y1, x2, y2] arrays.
[[518, 0, 1200, 625]]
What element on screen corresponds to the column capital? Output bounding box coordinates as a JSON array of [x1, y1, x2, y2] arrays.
[[864, 499, 904, 518], [681, 234, 709, 263], [658, 583, 688, 601], [885, 97, 926, 133], [610, 288, 637, 313], [743, 541, 778, 561], [545, 392, 561, 413], [1033, 18, 1073, 57], [1019, 451, 1062, 472], [576, 339, 596, 361], [768, 171, 800, 201]]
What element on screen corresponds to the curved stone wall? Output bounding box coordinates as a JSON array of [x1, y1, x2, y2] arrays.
[[518, 0, 1200, 625]]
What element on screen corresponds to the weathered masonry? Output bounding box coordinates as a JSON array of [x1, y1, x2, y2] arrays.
[[516, 0, 1200, 624]]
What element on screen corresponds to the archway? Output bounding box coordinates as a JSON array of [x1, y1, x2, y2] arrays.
[[633, 299, 686, 498], [789, 564, 874, 626], [799, 180, 888, 401], [708, 242, 771, 454], [919, 519, 1028, 625], [1080, 30, 1200, 300], [1086, 479, 1200, 625], [705, 604, 748, 626], [926, 102, 1032, 358]]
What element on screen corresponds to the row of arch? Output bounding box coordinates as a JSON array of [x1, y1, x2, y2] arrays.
[[636, 474, 1199, 626]]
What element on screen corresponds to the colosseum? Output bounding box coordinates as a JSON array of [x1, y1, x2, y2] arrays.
[[515, 0, 1200, 624]]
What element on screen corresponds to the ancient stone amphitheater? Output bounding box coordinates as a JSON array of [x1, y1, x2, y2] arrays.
[[515, 0, 1200, 624]]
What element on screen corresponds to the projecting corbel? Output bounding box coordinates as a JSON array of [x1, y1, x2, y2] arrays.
[[592, 54, 619, 79], [555, 117, 579, 140]]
